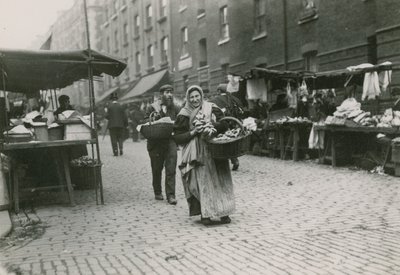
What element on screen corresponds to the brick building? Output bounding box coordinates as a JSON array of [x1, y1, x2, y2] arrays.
[[99, 0, 173, 104], [170, 0, 400, 101]]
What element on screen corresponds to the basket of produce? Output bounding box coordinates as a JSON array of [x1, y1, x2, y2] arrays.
[[140, 112, 174, 140], [206, 116, 251, 159], [70, 156, 102, 190]]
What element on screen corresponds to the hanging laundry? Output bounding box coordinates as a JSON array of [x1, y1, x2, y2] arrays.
[[362, 71, 381, 101], [227, 74, 240, 93], [286, 81, 297, 109], [246, 78, 268, 102], [378, 61, 392, 92]]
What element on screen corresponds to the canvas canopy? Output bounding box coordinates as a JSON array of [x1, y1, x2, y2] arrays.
[[0, 48, 126, 94]]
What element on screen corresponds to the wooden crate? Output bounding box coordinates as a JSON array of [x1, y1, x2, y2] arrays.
[[64, 124, 92, 140]]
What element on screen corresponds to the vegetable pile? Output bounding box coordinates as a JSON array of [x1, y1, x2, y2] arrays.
[[274, 116, 311, 124], [212, 128, 244, 142], [70, 156, 101, 167], [192, 111, 217, 136]]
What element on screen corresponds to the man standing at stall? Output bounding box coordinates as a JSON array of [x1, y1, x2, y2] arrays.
[[106, 93, 128, 156], [210, 83, 244, 171], [145, 84, 180, 205], [54, 95, 74, 118]]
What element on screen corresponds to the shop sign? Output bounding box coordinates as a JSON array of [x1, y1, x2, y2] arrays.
[[178, 57, 192, 71]]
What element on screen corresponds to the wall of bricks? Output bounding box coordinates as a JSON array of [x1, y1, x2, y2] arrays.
[[170, 0, 400, 101]]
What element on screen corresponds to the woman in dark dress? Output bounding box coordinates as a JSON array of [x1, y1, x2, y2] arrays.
[[173, 85, 235, 225]]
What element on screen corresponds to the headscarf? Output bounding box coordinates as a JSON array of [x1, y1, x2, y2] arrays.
[[178, 85, 214, 127]]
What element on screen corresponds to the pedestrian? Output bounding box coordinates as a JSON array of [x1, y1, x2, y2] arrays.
[[105, 92, 128, 156], [145, 84, 180, 205], [173, 85, 235, 225], [210, 83, 244, 171], [129, 104, 144, 142]]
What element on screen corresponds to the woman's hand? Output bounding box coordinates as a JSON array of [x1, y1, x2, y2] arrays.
[[190, 125, 203, 136]]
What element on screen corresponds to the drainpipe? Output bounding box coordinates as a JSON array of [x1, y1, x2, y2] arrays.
[[283, 0, 288, 70]]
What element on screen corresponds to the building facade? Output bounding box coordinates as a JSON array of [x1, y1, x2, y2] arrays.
[[99, 0, 173, 103], [170, 0, 400, 100], [41, 0, 106, 111]]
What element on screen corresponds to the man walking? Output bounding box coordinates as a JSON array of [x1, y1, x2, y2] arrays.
[[145, 84, 180, 205], [106, 92, 128, 156], [210, 83, 244, 171]]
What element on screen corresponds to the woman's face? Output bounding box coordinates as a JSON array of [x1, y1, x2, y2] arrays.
[[189, 90, 202, 108]]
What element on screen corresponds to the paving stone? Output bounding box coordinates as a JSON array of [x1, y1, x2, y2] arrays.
[[2, 139, 400, 274]]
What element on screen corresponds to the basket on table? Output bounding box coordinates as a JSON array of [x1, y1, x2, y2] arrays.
[[140, 112, 174, 139], [207, 116, 251, 159]]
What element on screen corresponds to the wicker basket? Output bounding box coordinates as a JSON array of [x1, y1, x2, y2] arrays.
[[207, 117, 251, 159], [70, 164, 102, 190], [140, 112, 174, 140]]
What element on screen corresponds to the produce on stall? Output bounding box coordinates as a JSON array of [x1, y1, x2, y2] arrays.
[[0, 48, 127, 211]]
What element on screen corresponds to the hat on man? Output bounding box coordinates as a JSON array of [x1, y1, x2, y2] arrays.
[[109, 92, 118, 100], [217, 84, 228, 93], [159, 84, 173, 93]]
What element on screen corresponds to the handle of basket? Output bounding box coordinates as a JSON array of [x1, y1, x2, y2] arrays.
[[149, 111, 157, 125], [219, 116, 244, 131]]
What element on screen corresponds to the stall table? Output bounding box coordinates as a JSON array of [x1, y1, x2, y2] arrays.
[[1, 139, 96, 212], [314, 125, 400, 175], [270, 122, 313, 161]]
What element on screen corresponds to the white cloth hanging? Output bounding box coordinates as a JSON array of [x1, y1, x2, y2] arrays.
[[227, 74, 240, 93], [246, 78, 268, 102], [362, 71, 381, 101], [378, 61, 392, 92], [287, 81, 297, 109]]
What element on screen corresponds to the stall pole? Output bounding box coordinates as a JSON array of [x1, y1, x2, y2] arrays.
[[84, 0, 104, 205], [282, 0, 288, 70], [1, 66, 9, 139]]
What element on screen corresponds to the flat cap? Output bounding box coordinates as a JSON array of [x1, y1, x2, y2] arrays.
[[217, 83, 227, 92], [159, 84, 173, 93]]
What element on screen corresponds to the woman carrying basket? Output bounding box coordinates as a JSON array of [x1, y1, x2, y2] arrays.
[[173, 85, 235, 225]]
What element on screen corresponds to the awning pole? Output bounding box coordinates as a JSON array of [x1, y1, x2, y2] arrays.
[[84, 0, 104, 205], [1, 65, 9, 142]]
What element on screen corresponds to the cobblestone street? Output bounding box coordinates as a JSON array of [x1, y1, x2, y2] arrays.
[[1, 138, 400, 275]]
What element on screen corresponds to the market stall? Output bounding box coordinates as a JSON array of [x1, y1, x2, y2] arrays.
[[245, 68, 315, 160], [305, 62, 400, 176], [0, 48, 126, 212]]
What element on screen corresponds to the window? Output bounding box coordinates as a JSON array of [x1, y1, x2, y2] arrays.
[[113, 1, 119, 14], [183, 75, 189, 92], [197, 0, 205, 17], [198, 38, 207, 67], [298, 0, 318, 24], [254, 0, 266, 36], [114, 30, 119, 52], [367, 35, 377, 65], [219, 6, 229, 40], [181, 27, 189, 57], [135, 52, 141, 72], [160, 0, 167, 17], [304, 51, 318, 72], [221, 64, 229, 82], [105, 6, 109, 19], [147, 45, 154, 68], [134, 15, 140, 36], [179, 0, 187, 11], [161, 36, 168, 62], [106, 37, 110, 53], [123, 22, 128, 45], [146, 5, 153, 28]]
